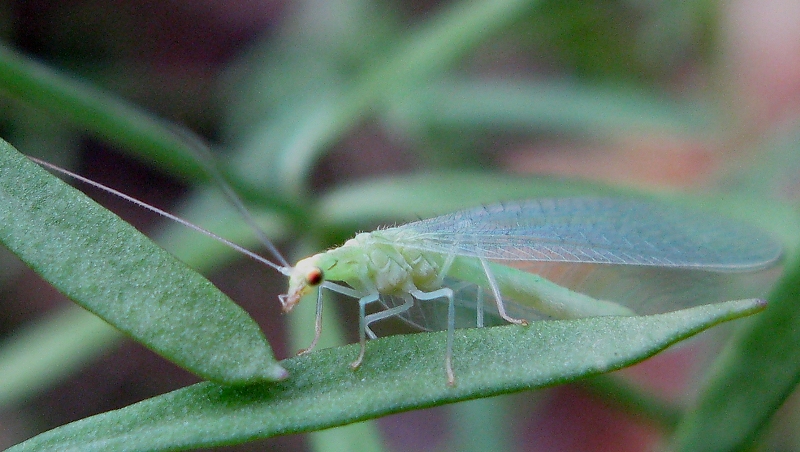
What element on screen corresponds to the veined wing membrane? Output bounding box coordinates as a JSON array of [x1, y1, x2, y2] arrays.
[[373, 198, 782, 332], [375, 197, 782, 271]]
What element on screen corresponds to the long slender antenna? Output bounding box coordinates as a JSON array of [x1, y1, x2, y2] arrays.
[[167, 126, 291, 268], [29, 156, 291, 276]]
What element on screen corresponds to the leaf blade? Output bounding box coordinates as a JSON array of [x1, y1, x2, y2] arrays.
[[671, 253, 800, 451], [0, 138, 285, 384], [9, 299, 765, 451]]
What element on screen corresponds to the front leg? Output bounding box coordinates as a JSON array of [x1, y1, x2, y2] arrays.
[[410, 288, 456, 385], [351, 292, 380, 369]]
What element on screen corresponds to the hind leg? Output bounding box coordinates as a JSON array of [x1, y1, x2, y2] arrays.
[[479, 258, 528, 326]]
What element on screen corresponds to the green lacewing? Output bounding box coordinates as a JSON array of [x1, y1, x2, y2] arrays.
[[33, 159, 783, 385]]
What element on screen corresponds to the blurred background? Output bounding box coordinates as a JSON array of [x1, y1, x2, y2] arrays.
[[0, 0, 799, 451]]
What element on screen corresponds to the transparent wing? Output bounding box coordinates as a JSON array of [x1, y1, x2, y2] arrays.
[[378, 197, 782, 272]]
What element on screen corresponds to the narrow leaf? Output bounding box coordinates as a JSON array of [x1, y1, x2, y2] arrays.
[[0, 44, 298, 218], [0, 307, 122, 408], [672, 253, 800, 452], [0, 138, 285, 384], [0, 43, 205, 180], [232, 0, 539, 195], [390, 78, 716, 138], [10, 299, 764, 452]]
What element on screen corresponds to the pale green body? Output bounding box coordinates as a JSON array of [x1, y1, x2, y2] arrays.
[[288, 229, 634, 322], [315, 231, 445, 295], [284, 228, 635, 385]]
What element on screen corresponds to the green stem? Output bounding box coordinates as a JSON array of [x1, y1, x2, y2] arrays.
[[0, 43, 305, 224]]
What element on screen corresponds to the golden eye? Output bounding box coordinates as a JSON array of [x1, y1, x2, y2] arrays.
[[306, 267, 323, 286]]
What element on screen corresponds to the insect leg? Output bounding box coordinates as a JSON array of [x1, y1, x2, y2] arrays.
[[434, 251, 457, 287], [295, 281, 364, 357], [297, 288, 324, 355], [479, 257, 528, 326], [351, 292, 380, 369], [363, 294, 416, 339], [476, 286, 484, 328], [410, 288, 457, 386]]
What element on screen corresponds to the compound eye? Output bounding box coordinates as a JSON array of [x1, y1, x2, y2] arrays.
[[306, 267, 324, 286]]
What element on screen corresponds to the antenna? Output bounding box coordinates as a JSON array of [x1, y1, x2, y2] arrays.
[[167, 126, 291, 268], [29, 156, 292, 276]]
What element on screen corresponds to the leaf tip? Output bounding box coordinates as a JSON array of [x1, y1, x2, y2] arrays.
[[241, 363, 290, 384], [269, 364, 290, 381]]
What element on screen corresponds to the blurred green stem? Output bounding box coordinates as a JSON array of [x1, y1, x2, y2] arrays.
[[0, 43, 304, 223]]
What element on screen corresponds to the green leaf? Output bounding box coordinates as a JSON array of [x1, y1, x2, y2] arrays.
[[231, 0, 540, 196], [389, 78, 717, 138], [0, 44, 205, 180], [0, 138, 285, 384], [671, 253, 800, 451], [10, 299, 764, 451], [0, 44, 299, 219], [0, 307, 122, 408]]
